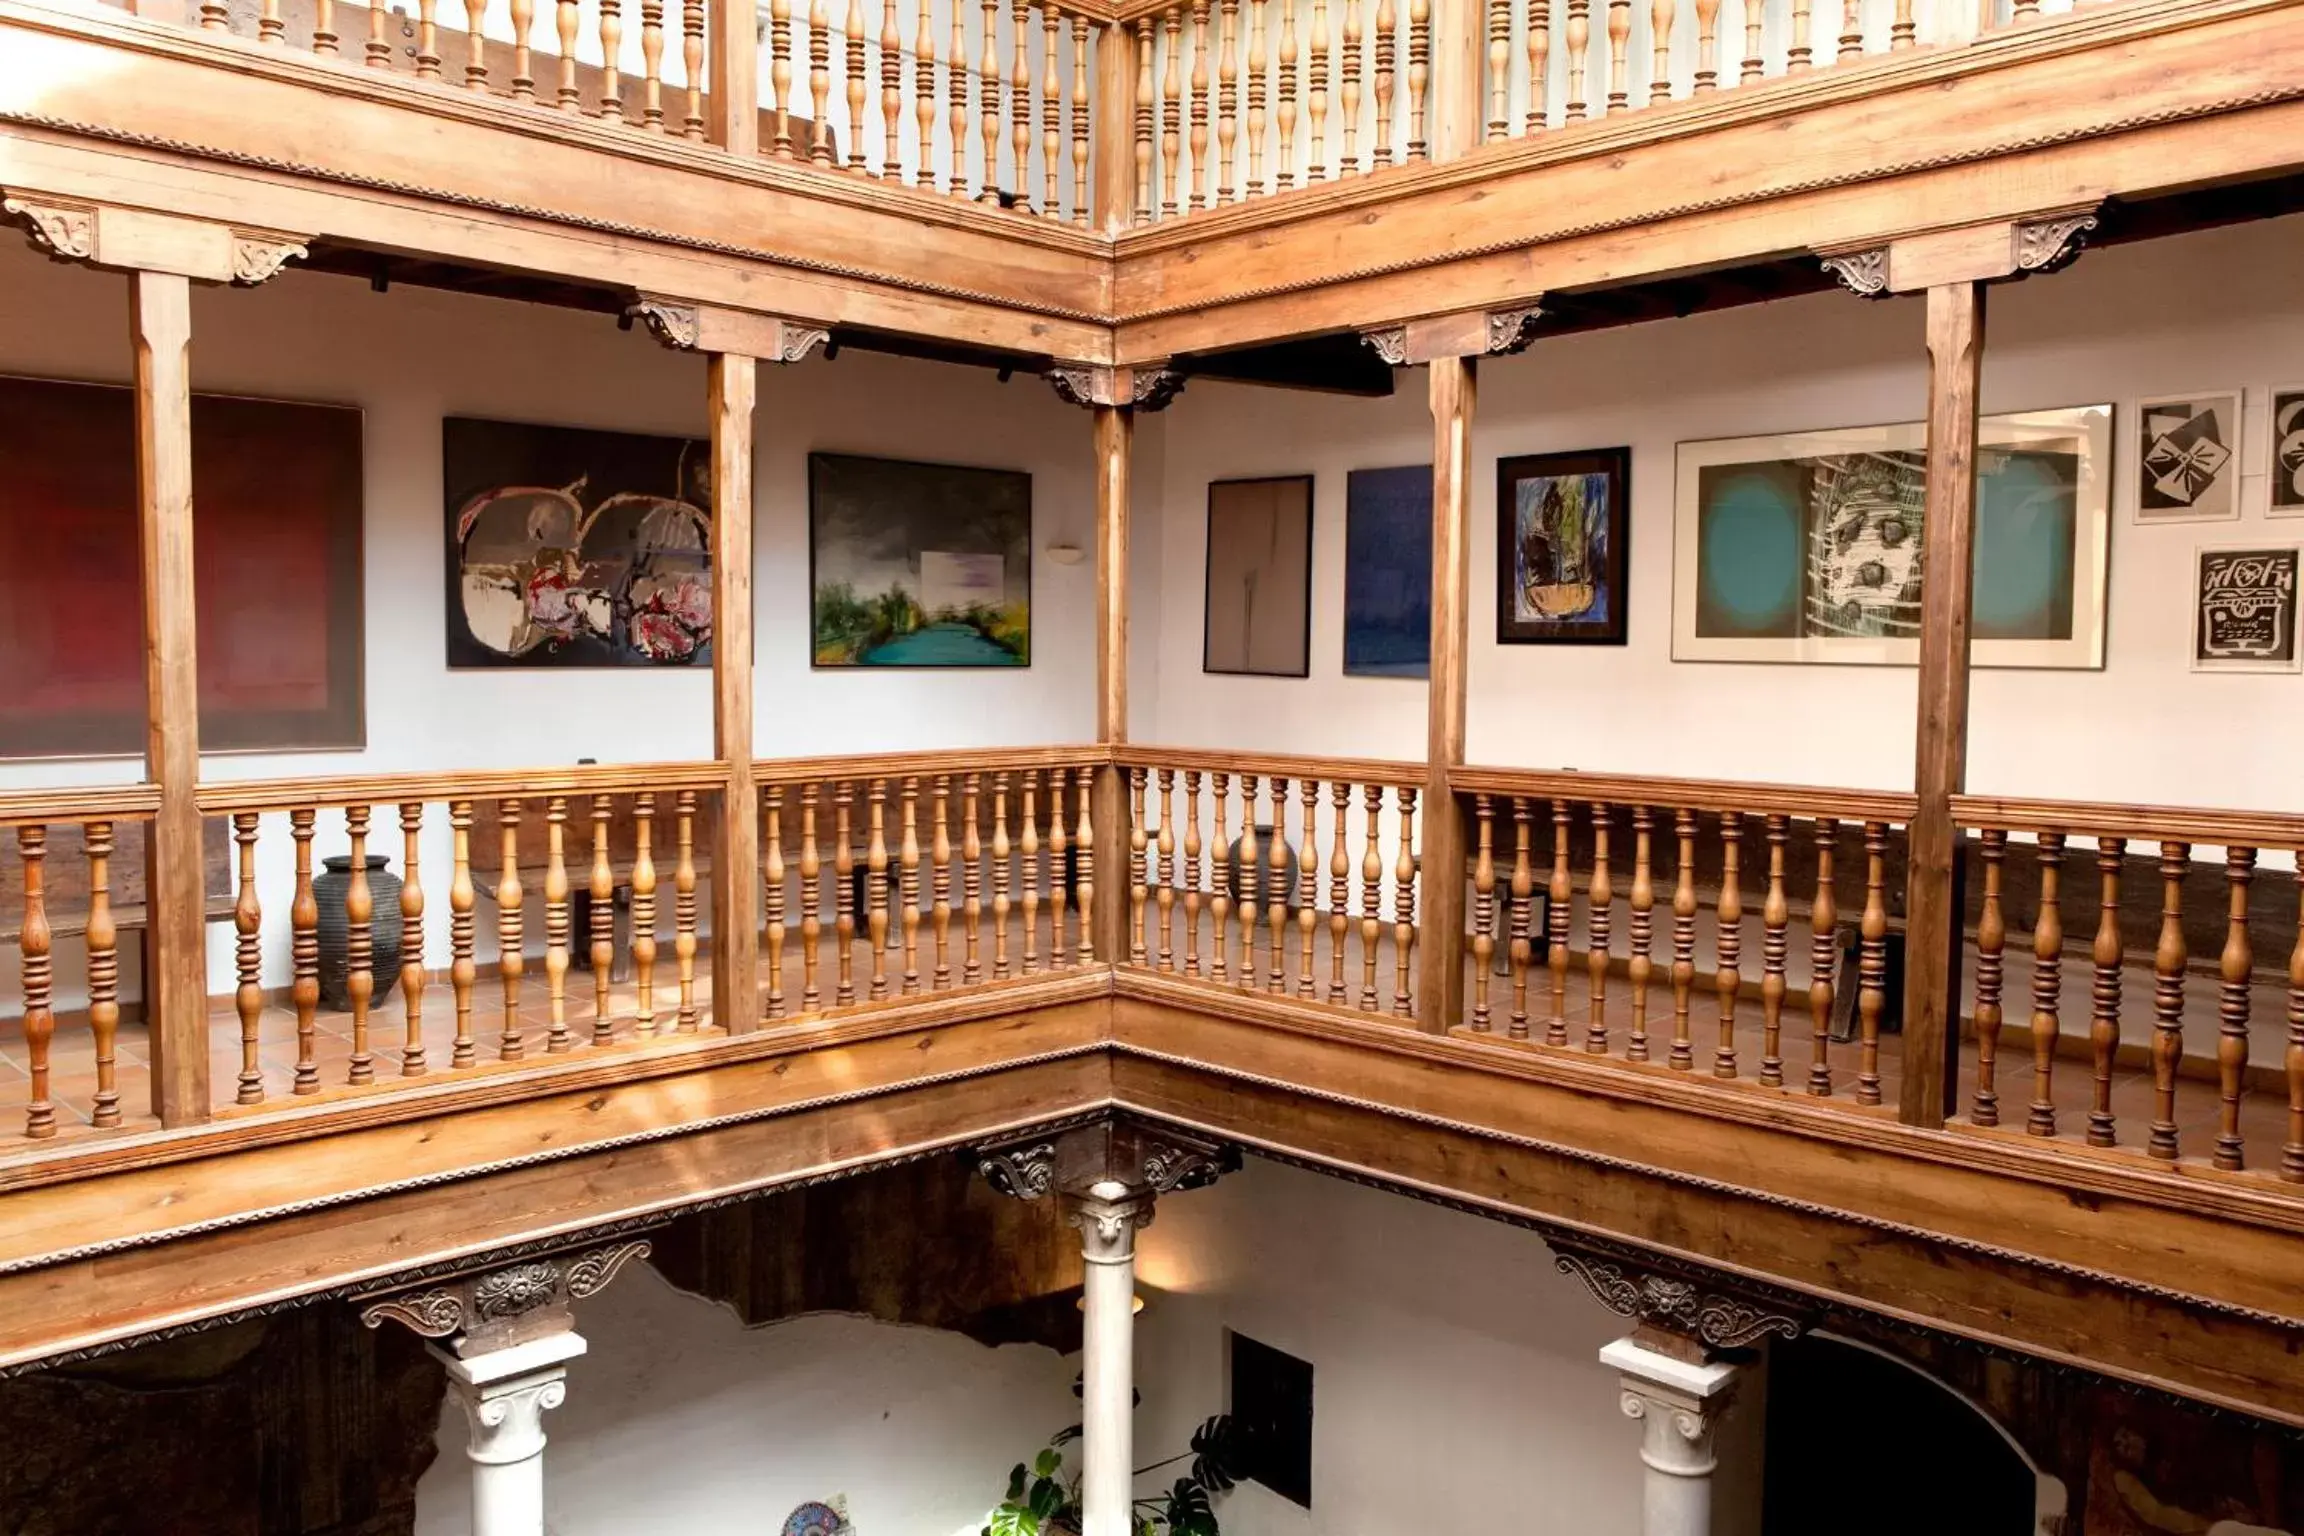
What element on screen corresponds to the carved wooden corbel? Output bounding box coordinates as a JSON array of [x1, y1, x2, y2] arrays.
[[1361, 301, 1548, 365], [1045, 361, 1186, 412], [228, 230, 311, 285], [357, 1239, 652, 1357], [1824, 203, 2102, 297], [1360, 325, 1410, 366], [3, 195, 95, 262], [1819, 246, 1892, 299], [976, 1114, 1239, 1203], [626, 293, 831, 362], [3, 195, 310, 285], [2012, 208, 2099, 276], [1551, 1237, 1810, 1354]]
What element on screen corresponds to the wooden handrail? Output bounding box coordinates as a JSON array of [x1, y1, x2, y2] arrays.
[[194, 762, 729, 814], [1115, 743, 1423, 785], [0, 786, 165, 828], [753, 744, 1112, 782], [1451, 764, 1917, 824], [1948, 794, 2304, 849]]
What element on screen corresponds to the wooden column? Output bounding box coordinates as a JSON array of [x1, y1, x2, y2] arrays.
[[1430, 0, 1484, 156], [1092, 21, 1139, 232], [1416, 355, 1475, 1032], [1091, 405, 1133, 964], [133, 271, 209, 1127], [1903, 280, 1984, 1128], [709, 353, 762, 1030], [711, 0, 760, 154]]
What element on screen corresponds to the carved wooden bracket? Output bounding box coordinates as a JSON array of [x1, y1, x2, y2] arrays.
[[357, 1239, 652, 1357], [1818, 245, 1892, 299], [1820, 203, 2102, 297], [3, 194, 308, 285], [976, 1113, 1239, 1203], [1045, 361, 1186, 412], [1550, 1237, 1810, 1356], [626, 293, 830, 362], [1361, 300, 1548, 366]]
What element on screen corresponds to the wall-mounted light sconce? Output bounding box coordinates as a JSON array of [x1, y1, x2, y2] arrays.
[[1044, 542, 1086, 566]]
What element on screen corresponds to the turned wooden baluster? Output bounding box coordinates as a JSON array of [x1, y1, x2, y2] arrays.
[[1472, 795, 1497, 1030], [1236, 777, 1262, 985], [1393, 788, 1419, 1018], [632, 794, 659, 1031], [461, 0, 488, 88], [1856, 822, 1888, 1107], [1692, 0, 1718, 90], [415, 0, 442, 78], [1670, 809, 1697, 1071], [1526, 0, 1549, 130], [402, 803, 429, 1074], [1049, 773, 1072, 963], [798, 785, 823, 1009], [674, 791, 699, 1030], [962, 775, 984, 982], [1192, 0, 1215, 210], [1837, 0, 1863, 60], [1587, 803, 1613, 1053], [1358, 783, 1382, 1008], [982, 0, 1005, 199], [1338, 0, 1361, 172], [550, 0, 580, 104], [1739, 0, 1761, 80], [497, 799, 526, 1060], [682, 0, 706, 136], [1013, 0, 1036, 205], [1604, 0, 1630, 112], [1627, 806, 1655, 1061], [16, 829, 52, 1138], [1129, 768, 1151, 964], [448, 802, 476, 1069], [1485, 0, 1509, 138], [1713, 812, 1742, 1079], [1306, 0, 1327, 181], [1372, 0, 1396, 164], [2284, 864, 2304, 1183], [1072, 15, 1093, 221], [834, 782, 858, 1002], [317, 0, 344, 59], [1018, 773, 1041, 976], [2087, 837, 2124, 1147], [1787, 0, 1812, 69], [1807, 820, 1838, 1096], [1266, 776, 1291, 993], [1509, 799, 1534, 1039], [2148, 843, 2189, 1159], [1210, 773, 1234, 983], [599, 0, 625, 119], [1075, 765, 1098, 963], [1134, 18, 1157, 223], [258, 0, 284, 44], [931, 777, 954, 988], [1545, 800, 1572, 1046], [232, 814, 265, 1104], [1246, 0, 1269, 195], [1970, 828, 2007, 1126], [543, 796, 572, 1054], [910, 0, 934, 176], [1758, 813, 1788, 1086], [589, 801, 614, 1044], [88, 824, 122, 1121], [661, 0, 687, 133], [1218, 0, 1242, 198], [1297, 779, 1319, 998], [1648, 0, 1673, 101], [1405, 0, 1429, 158], [1328, 781, 1351, 1005], [370, 0, 396, 70], [1891, 0, 1913, 48], [882, 0, 905, 179], [1185, 771, 1208, 976], [1155, 770, 1179, 969], [809, 0, 835, 163], [1276, 0, 1299, 190], [991, 773, 1014, 978], [1563, 0, 1589, 119], [1044, 10, 1064, 216], [346, 806, 377, 1084], [2216, 847, 2256, 1170], [900, 778, 923, 996], [1161, 9, 1185, 217], [766, 786, 789, 1018], [847, 0, 871, 173], [2027, 833, 2066, 1136], [868, 778, 892, 998], [291, 809, 320, 1092]]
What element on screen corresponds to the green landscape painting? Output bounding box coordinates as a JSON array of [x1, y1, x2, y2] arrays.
[[808, 452, 1033, 668]]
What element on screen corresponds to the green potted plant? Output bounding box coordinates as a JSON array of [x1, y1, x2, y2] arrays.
[[983, 1416, 1246, 1536]]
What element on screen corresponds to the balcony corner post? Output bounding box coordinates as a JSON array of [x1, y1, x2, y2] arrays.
[[1430, 0, 1485, 157], [1417, 353, 1476, 1032], [1092, 20, 1141, 233], [709, 0, 761, 155], [1092, 401, 1134, 966]]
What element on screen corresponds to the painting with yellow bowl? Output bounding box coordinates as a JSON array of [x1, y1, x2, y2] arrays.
[[1497, 447, 1631, 646]]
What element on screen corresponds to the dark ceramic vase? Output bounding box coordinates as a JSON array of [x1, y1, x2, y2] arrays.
[[315, 853, 405, 1012], [1224, 824, 1299, 912]]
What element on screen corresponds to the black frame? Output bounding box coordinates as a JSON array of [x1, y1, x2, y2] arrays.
[[1495, 446, 1632, 646], [1203, 474, 1315, 678]]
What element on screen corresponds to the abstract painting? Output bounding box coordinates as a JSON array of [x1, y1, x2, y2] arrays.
[[1673, 405, 2111, 668], [2135, 392, 2241, 522], [0, 374, 365, 758], [2193, 546, 2300, 672], [445, 417, 713, 668], [1204, 476, 1313, 678], [1343, 466, 1431, 677], [809, 452, 1031, 667], [2270, 386, 2304, 516], [1497, 448, 1631, 645]]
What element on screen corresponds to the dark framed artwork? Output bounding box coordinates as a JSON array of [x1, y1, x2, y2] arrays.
[[2270, 385, 2304, 516], [1496, 447, 1631, 645], [1204, 476, 1313, 678], [1343, 465, 1431, 678], [445, 416, 713, 668], [2193, 545, 2300, 673], [808, 452, 1031, 667], [0, 374, 365, 759], [2134, 391, 2241, 523]]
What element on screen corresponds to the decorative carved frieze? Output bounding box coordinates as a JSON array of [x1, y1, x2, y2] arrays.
[[1552, 1244, 1808, 1352], [976, 1114, 1239, 1203], [358, 1238, 652, 1356], [3, 195, 95, 262], [1044, 361, 1186, 411], [1819, 246, 1891, 299], [229, 231, 309, 285], [2013, 210, 2099, 276]]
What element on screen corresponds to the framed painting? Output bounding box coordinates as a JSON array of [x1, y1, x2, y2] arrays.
[[2269, 385, 2304, 517], [1672, 405, 2112, 669], [1496, 447, 1631, 645], [2134, 391, 2242, 523], [446, 417, 713, 668], [0, 374, 365, 759], [1204, 476, 1313, 678], [2193, 545, 2300, 673], [808, 452, 1032, 667], [1343, 465, 1431, 678]]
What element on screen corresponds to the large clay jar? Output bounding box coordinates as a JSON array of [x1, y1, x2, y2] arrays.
[[315, 854, 406, 1012]]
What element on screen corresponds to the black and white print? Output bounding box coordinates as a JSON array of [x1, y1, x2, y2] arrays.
[[2136, 392, 2242, 522], [2193, 545, 2301, 672], [2270, 386, 2304, 516]]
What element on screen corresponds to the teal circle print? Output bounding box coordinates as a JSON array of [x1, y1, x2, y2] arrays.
[[1698, 466, 1802, 637]]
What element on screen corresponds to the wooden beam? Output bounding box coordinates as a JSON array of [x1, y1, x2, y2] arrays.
[[709, 0, 760, 157], [1903, 281, 1985, 1129], [709, 353, 761, 1032], [1092, 403, 1132, 965], [1416, 356, 1475, 1033], [1091, 20, 1138, 234], [130, 269, 207, 1128]]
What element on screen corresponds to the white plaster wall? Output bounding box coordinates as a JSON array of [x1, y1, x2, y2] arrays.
[[411, 1263, 1082, 1536], [1145, 215, 2304, 812], [1130, 1159, 1648, 1536]]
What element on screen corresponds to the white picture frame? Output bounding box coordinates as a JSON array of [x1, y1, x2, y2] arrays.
[[2133, 390, 2244, 523], [2192, 544, 2302, 673]]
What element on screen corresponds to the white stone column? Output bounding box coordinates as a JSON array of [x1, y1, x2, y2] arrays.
[[1070, 1181, 1153, 1536], [1602, 1335, 1742, 1536], [435, 1331, 588, 1536]]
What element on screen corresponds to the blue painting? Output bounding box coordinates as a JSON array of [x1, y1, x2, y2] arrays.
[[1343, 465, 1431, 678], [1496, 448, 1631, 644]]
